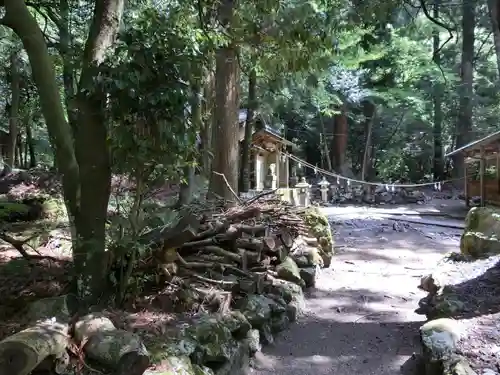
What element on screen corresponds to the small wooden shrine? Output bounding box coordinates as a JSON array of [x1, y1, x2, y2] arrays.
[[446, 130, 500, 207], [238, 109, 296, 191]]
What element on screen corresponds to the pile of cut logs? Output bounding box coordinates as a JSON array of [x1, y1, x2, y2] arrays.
[[142, 200, 314, 312]]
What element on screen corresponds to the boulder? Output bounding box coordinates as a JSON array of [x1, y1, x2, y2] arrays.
[[265, 279, 305, 323], [213, 341, 249, 375], [460, 207, 500, 258], [270, 314, 290, 333], [300, 266, 319, 288], [147, 313, 251, 371], [25, 294, 74, 322], [144, 356, 215, 375], [291, 245, 324, 268], [237, 295, 275, 328], [419, 274, 441, 295], [245, 329, 261, 355], [183, 315, 239, 366], [276, 256, 303, 286], [420, 318, 461, 358], [302, 207, 334, 267], [419, 318, 475, 375], [219, 311, 252, 339]]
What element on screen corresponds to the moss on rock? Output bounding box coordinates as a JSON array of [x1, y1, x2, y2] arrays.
[[419, 318, 473, 375], [460, 207, 500, 258], [276, 256, 303, 286], [302, 207, 334, 266]]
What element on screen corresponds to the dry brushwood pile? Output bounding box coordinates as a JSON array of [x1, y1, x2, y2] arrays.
[[0, 198, 333, 375]]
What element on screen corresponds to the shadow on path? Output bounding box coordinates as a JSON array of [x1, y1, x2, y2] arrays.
[[250, 288, 422, 375]]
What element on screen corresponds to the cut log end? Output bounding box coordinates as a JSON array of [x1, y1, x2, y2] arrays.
[[0, 321, 69, 375], [0, 343, 36, 374]]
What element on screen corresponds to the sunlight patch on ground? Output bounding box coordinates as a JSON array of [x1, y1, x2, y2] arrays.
[[251, 351, 411, 375]]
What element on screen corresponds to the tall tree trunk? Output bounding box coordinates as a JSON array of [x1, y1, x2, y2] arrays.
[[331, 104, 348, 172], [26, 122, 36, 168], [361, 100, 375, 181], [59, 0, 77, 133], [200, 66, 214, 177], [453, 0, 475, 178], [15, 134, 22, 168], [3, 50, 20, 175], [433, 0, 444, 180], [208, 0, 240, 201], [239, 61, 257, 193], [72, 0, 124, 304], [319, 113, 333, 171], [488, 0, 500, 78], [177, 81, 202, 206]]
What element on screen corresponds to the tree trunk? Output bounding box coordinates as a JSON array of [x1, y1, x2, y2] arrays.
[[3, 50, 20, 175], [488, 0, 500, 78], [453, 0, 475, 178], [59, 0, 77, 133], [432, 0, 444, 180], [319, 113, 333, 171], [239, 61, 257, 193], [331, 104, 348, 172], [361, 101, 375, 181], [72, 0, 124, 303], [26, 122, 36, 168], [15, 134, 22, 168], [178, 81, 202, 206], [208, 0, 240, 201], [200, 67, 214, 177]]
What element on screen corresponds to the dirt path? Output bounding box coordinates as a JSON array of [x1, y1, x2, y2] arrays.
[[248, 207, 462, 375]]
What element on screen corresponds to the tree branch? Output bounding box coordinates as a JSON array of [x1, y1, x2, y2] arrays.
[[25, 1, 63, 30]]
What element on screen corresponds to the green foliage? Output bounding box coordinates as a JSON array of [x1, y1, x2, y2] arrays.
[[102, 5, 203, 182]]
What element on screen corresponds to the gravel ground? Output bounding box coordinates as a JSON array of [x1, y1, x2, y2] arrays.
[[248, 207, 462, 375]]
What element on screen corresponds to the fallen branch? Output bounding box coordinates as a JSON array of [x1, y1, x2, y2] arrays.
[[212, 171, 242, 204], [0, 232, 57, 261], [243, 189, 278, 206]]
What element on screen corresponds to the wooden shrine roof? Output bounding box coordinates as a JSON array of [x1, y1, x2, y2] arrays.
[[445, 130, 500, 159], [251, 129, 295, 148]]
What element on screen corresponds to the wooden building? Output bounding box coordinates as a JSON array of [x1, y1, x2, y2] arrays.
[[445, 130, 500, 207], [238, 109, 296, 191]]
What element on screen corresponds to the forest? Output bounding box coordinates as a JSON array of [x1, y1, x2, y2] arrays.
[[0, 0, 497, 373]]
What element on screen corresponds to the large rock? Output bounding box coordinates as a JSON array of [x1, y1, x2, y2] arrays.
[[276, 256, 303, 286], [291, 245, 324, 268], [25, 295, 74, 322], [420, 318, 461, 358], [237, 295, 286, 327], [213, 341, 249, 375], [460, 207, 500, 258], [184, 315, 239, 365], [148, 312, 252, 371], [264, 278, 304, 305], [302, 207, 334, 267], [300, 266, 319, 288], [419, 318, 475, 375], [144, 356, 215, 375]]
